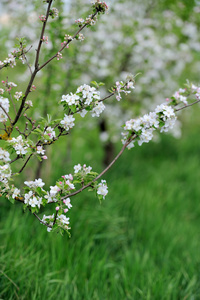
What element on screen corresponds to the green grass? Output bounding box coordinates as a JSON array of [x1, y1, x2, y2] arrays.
[[1, 121, 200, 299]]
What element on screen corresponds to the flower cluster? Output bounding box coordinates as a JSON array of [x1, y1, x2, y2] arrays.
[[75, 18, 85, 25], [57, 214, 70, 229], [49, 7, 59, 19], [56, 52, 62, 60], [39, 15, 46, 22], [91, 1, 109, 14], [64, 34, 73, 42], [75, 15, 98, 27], [73, 163, 108, 201], [0, 164, 11, 184], [42, 36, 48, 44], [8, 135, 30, 155], [36, 146, 47, 159], [193, 85, 200, 99], [0, 148, 11, 185], [0, 40, 27, 69], [0, 54, 16, 69], [76, 33, 85, 41], [115, 80, 135, 101], [60, 114, 75, 131], [0, 97, 10, 122], [61, 84, 105, 118], [24, 191, 43, 208], [2, 80, 17, 92], [167, 83, 200, 106], [0, 148, 11, 163], [122, 103, 176, 148], [173, 91, 187, 105], [12, 188, 20, 199], [24, 178, 45, 188], [14, 91, 23, 101], [25, 100, 33, 107], [74, 163, 92, 174], [43, 126, 56, 142], [23, 179, 46, 210], [42, 213, 70, 233]]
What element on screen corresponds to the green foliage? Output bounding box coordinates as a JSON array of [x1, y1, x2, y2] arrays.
[[1, 122, 200, 299]]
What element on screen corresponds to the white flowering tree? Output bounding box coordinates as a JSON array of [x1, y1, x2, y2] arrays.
[[0, 0, 200, 235], [1, 0, 200, 167]]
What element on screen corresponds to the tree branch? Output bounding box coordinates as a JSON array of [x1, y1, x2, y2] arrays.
[[38, 11, 98, 71], [175, 99, 200, 112], [61, 135, 136, 200]]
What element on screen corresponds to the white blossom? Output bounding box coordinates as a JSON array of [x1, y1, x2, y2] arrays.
[[24, 178, 45, 188], [63, 197, 72, 209], [0, 148, 10, 162], [97, 180, 108, 199], [60, 114, 75, 130], [91, 102, 105, 117], [57, 214, 70, 225], [74, 164, 82, 173], [0, 97, 10, 122], [43, 127, 56, 141], [0, 163, 11, 183], [8, 135, 29, 155], [12, 188, 20, 199], [50, 185, 60, 196], [14, 91, 23, 101], [36, 146, 45, 155]]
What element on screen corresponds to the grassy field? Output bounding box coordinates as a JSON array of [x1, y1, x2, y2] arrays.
[[1, 115, 200, 299]]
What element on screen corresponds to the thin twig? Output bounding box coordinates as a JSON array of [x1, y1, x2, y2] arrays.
[[61, 135, 136, 200], [38, 11, 98, 71], [12, 1, 53, 127], [53, 211, 58, 225], [35, 0, 53, 69], [9, 155, 21, 164], [175, 99, 200, 112], [32, 212, 52, 228], [0, 104, 12, 122], [17, 154, 33, 174]]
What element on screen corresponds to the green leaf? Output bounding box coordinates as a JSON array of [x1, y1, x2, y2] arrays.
[[8, 197, 15, 204], [35, 187, 43, 196], [70, 105, 77, 113], [91, 81, 98, 86]]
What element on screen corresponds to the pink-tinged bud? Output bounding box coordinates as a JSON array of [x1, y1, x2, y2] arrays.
[[69, 174, 73, 180], [56, 206, 59, 211], [42, 155, 48, 160], [166, 98, 169, 101], [62, 176, 65, 178], [2, 81, 5, 83], [59, 181, 62, 184], [39, 15, 46, 22], [64, 209, 68, 213], [63, 200, 66, 204]]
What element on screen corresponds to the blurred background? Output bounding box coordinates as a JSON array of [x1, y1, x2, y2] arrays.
[[0, 0, 200, 299]]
